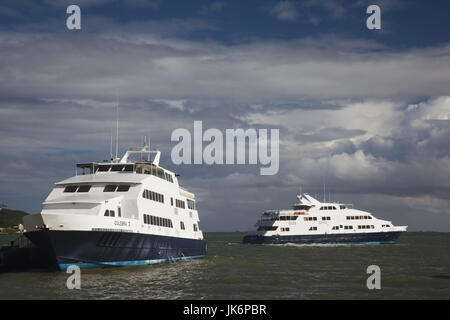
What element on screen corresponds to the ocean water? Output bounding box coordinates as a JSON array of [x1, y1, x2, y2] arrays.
[[0, 232, 449, 299]]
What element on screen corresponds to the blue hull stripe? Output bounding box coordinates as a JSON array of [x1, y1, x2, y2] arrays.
[[243, 231, 403, 245], [59, 255, 205, 270], [310, 241, 395, 245]]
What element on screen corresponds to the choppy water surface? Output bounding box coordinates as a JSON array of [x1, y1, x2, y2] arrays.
[[0, 232, 449, 299]]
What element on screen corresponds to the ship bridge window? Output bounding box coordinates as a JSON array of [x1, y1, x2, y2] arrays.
[[111, 165, 125, 172], [292, 205, 312, 210], [104, 185, 118, 192], [102, 185, 131, 192], [340, 205, 346, 209], [77, 185, 91, 193], [64, 185, 79, 193], [124, 165, 134, 172], [64, 185, 92, 193], [136, 163, 172, 181], [104, 210, 115, 217], [117, 185, 130, 192], [164, 172, 174, 183], [97, 165, 111, 172], [320, 206, 336, 210]]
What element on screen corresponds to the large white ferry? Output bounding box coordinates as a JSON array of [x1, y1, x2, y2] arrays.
[[22, 144, 206, 270], [243, 193, 407, 245]]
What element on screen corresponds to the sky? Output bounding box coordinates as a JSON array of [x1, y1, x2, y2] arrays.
[[0, 0, 449, 231]]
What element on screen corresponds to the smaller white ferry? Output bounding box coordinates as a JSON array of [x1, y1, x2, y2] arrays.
[[243, 194, 407, 245]]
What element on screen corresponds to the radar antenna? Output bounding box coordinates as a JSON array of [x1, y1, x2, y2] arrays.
[[115, 94, 119, 162]]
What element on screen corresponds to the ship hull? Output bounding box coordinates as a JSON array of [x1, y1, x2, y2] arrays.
[[242, 231, 404, 245], [24, 230, 207, 270]]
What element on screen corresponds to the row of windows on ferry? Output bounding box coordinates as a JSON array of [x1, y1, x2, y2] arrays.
[[331, 225, 375, 230], [304, 216, 332, 221], [143, 214, 173, 228], [142, 214, 199, 232], [257, 226, 318, 232], [270, 216, 299, 221], [259, 225, 378, 232], [91, 164, 174, 183], [63, 184, 131, 193], [303, 216, 372, 222], [266, 216, 331, 221], [319, 205, 347, 210], [312, 225, 375, 231], [143, 189, 164, 203], [346, 215, 372, 220], [173, 199, 194, 210], [142, 189, 195, 210], [266, 215, 368, 222]]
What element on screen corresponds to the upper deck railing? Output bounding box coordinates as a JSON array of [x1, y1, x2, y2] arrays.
[[75, 161, 175, 184]]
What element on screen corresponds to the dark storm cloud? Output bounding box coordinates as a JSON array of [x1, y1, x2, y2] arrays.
[[0, 3, 449, 231]]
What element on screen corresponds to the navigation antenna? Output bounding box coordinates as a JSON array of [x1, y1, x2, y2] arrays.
[[110, 128, 113, 161], [115, 94, 119, 162], [323, 177, 326, 203]]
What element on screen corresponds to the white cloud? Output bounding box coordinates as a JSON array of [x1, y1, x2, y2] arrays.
[[408, 96, 450, 123]]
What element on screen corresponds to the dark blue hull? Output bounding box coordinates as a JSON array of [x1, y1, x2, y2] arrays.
[[242, 231, 404, 245], [24, 230, 207, 270]]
